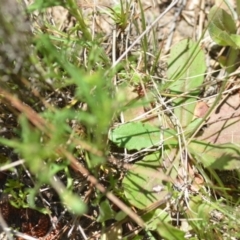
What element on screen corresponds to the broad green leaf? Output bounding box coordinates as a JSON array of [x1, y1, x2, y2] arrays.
[[109, 122, 178, 150], [122, 154, 173, 209], [167, 39, 206, 127], [173, 97, 197, 129], [230, 34, 240, 48], [167, 39, 206, 92], [186, 194, 215, 233], [208, 6, 237, 47], [184, 118, 203, 137], [187, 194, 213, 218], [97, 200, 116, 222], [208, 6, 236, 34], [188, 140, 240, 170], [208, 22, 237, 47], [115, 211, 127, 221], [143, 209, 171, 231], [156, 222, 185, 240]]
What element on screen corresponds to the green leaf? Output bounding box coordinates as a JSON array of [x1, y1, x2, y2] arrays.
[[167, 39, 206, 92], [208, 6, 236, 34], [208, 23, 237, 47], [184, 118, 203, 137], [109, 122, 177, 150], [97, 200, 116, 222], [167, 39, 206, 127], [156, 222, 185, 240], [37, 163, 68, 183], [115, 211, 127, 221], [122, 154, 172, 209], [230, 34, 240, 48], [28, 0, 66, 12], [173, 97, 197, 129], [188, 140, 240, 170], [61, 191, 87, 215], [208, 6, 237, 47], [144, 209, 171, 231]]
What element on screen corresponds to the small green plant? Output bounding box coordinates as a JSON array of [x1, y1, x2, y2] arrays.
[[105, 0, 130, 31], [208, 3, 240, 73], [109, 35, 240, 238], [4, 180, 28, 208]]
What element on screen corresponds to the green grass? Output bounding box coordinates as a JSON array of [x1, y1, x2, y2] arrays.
[[1, 0, 240, 239]]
